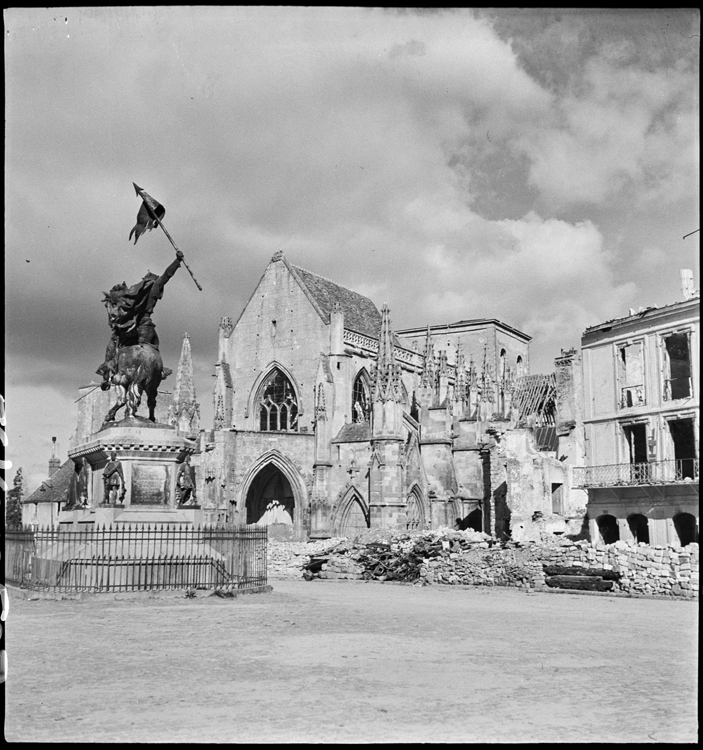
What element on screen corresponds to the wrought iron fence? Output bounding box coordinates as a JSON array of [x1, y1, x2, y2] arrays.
[[574, 458, 699, 488], [4, 524, 267, 593]]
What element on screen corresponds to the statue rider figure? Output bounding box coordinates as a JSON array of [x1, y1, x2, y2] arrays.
[[97, 251, 184, 390]]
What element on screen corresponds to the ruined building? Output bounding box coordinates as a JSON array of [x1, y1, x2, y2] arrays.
[[199, 251, 587, 540], [574, 270, 700, 546]]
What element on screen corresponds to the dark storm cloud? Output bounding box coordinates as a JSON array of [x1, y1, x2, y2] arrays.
[[5, 7, 699, 490]]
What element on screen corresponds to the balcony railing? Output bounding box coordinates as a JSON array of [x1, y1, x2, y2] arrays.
[[574, 458, 699, 488]]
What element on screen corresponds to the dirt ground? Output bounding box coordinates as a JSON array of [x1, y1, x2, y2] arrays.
[[3, 579, 698, 743]]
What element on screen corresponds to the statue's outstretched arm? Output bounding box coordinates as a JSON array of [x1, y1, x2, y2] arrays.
[[158, 253, 183, 286]]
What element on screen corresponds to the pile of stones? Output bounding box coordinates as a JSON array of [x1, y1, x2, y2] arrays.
[[267, 531, 699, 599], [267, 537, 348, 578], [541, 538, 699, 598]]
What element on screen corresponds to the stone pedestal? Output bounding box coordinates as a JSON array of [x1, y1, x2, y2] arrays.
[[67, 417, 197, 526]]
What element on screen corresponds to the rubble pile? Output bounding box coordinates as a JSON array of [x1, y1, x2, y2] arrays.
[[267, 538, 348, 578], [268, 531, 699, 598]]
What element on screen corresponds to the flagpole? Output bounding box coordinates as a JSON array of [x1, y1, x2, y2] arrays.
[[74, 384, 104, 403], [134, 185, 203, 292]]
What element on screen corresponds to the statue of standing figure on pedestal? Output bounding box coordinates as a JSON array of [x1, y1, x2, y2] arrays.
[[65, 457, 89, 510], [102, 452, 126, 505], [176, 455, 197, 506]]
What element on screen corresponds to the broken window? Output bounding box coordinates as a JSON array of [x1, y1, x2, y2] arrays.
[[259, 369, 298, 432], [663, 333, 692, 400], [667, 418, 697, 480], [551, 483, 564, 514], [617, 342, 645, 408], [623, 423, 650, 482], [352, 371, 371, 423]]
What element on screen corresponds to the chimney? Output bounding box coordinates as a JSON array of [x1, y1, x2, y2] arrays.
[[680, 269, 696, 301], [48, 437, 61, 477]]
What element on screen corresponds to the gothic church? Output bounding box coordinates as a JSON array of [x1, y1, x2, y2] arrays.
[[197, 250, 570, 541]]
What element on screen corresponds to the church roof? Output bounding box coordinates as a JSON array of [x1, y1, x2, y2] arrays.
[[289, 263, 383, 339], [332, 422, 372, 443], [23, 459, 74, 505]]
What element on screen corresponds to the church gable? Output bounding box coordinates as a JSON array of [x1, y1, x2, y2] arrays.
[[227, 253, 330, 432]]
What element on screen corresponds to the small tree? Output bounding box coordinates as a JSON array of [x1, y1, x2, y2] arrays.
[[6, 467, 24, 529]]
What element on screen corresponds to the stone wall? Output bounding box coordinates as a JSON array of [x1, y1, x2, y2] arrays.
[[268, 533, 699, 599], [540, 539, 699, 598]]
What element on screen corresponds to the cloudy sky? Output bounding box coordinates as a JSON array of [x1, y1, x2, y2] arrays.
[[5, 7, 700, 492]]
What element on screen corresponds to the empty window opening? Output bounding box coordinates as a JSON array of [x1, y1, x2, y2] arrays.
[[551, 483, 564, 514], [352, 371, 371, 424], [597, 514, 620, 545], [258, 369, 298, 432], [410, 391, 420, 422], [618, 342, 645, 407], [668, 418, 697, 479], [623, 423, 650, 482], [663, 334, 692, 400], [457, 507, 483, 533], [516, 355, 525, 377], [623, 424, 648, 464], [673, 513, 698, 547], [627, 513, 650, 544]]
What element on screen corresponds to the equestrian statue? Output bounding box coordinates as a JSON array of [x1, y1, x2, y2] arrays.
[[97, 251, 183, 424]]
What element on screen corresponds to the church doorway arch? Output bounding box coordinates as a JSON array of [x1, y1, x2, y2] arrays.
[[241, 452, 309, 540], [246, 464, 294, 527], [335, 490, 370, 539]]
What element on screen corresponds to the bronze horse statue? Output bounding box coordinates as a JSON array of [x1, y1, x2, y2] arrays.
[[98, 253, 182, 425], [103, 343, 167, 424]]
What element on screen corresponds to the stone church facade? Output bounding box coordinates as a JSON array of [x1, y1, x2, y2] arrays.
[[196, 251, 586, 540]]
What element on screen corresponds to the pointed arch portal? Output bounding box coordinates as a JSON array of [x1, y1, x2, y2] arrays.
[[245, 464, 295, 527], [406, 487, 426, 531], [335, 490, 370, 539]]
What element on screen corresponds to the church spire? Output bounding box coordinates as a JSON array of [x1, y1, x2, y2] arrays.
[[372, 305, 403, 403], [169, 332, 200, 436], [454, 346, 467, 403], [420, 325, 436, 389]]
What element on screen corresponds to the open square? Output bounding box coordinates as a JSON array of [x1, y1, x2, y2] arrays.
[[5, 581, 698, 743]]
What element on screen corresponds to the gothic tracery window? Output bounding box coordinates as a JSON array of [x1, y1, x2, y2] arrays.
[[259, 369, 299, 432], [352, 371, 371, 423]]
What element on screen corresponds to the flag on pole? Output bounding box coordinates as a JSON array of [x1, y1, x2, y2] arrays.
[[129, 183, 166, 245]]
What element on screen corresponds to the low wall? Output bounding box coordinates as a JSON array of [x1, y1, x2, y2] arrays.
[[539, 539, 698, 598], [269, 533, 699, 599]]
